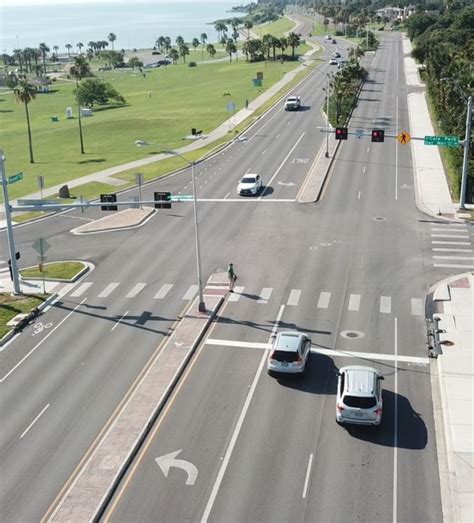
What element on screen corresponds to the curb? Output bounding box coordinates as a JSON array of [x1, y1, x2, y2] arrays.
[[70, 207, 156, 235]]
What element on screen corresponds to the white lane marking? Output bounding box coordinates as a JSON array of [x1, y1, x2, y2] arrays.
[[246, 106, 284, 144], [433, 255, 474, 260], [411, 298, 423, 316], [363, 166, 366, 174], [0, 299, 86, 383], [434, 263, 474, 269], [223, 192, 230, 199], [228, 286, 244, 302], [20, 404, 50, 439], [431, 227, 467, 232], [367, 146, 370, 153], [204, 338, 429, 364], [201, 305, 285, 523], [357, 191, 361, 200], [260, 132, 306, 198], [380, 296, 392, 314], [154, 284, 173, 299], [98, 283, 120, 298], [276, 133, 280, 139], [69, 282, 93, 297], [432, 248, 472, 252], [431, 234, 469, 239], [257, 287, 273, 304], [111, 310, 128, 332], [347, 294, 361, 311], [393, 316, 398, 523], [431, 241, 471, 245], [183, 285, 198, 300], [262, 148, 267, 155], [317, 292, 331, 309], [395, 96, 398, 201], [287, 289, 301, 307], [302, 453, 314, 499], [125, 283, 146, 298]]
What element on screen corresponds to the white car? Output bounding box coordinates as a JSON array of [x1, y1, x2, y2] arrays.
[[336, 365, 384, 426], [329, 58, 338, 65], [267, 331, 312, 376], [237, 174, 262, 196], [325, 35, 332, 40]]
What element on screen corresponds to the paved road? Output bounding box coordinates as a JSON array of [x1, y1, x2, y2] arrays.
[[0, 36, 348, 523], [100, 34, 443, 522]]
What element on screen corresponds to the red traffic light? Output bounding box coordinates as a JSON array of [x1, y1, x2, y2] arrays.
[[371, 129, 385, 142], [335, 127, 348, 140]]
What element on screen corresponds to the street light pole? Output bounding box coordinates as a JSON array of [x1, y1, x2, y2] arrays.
[[460, 95, 472, 210], [325, 74, 331, 158], [135, 140, 206, 312], [0, 150, 21, 294]]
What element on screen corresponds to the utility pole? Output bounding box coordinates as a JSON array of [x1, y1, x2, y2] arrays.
[[0, 150, 21, 294], [460, 95, 472, 210]]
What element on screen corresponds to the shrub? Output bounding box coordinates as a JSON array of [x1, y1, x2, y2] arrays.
[[188, 61, 197, 67], [152, 51, 161, 55]]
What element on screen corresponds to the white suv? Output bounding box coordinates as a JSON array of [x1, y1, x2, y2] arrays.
[[336, 366, 384, 426], [267, 332, 311, 376]]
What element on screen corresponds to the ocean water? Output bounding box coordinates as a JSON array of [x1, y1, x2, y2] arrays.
[[0, 1, 244, 53]]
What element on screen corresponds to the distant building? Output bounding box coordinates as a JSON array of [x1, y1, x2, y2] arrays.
[[375, 5, 418, 22]]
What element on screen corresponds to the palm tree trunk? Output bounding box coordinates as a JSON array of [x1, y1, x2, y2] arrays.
[[76, 80, 85, 154], [24, 100, 35, 163]]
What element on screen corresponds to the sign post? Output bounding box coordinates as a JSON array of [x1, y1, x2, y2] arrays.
[[135, 172, 144, 209], [33, 238, 51, 294]]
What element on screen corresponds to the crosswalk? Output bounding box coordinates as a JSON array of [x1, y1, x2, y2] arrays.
[[429, 222, 474, 269], [60, 279, 425, 316]]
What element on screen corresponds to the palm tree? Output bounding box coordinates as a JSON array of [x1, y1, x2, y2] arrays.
[[214, 22, 227, 41], [14, 78, 36, 163], [164, 37, 172, 53], [77, 42, 84, 54], [192, 38, 200, 55], [286, 32, 301, 60], [200, 33, 207, 60], [65, 43, 73, 57], [206, 44, 216, 59], [270, 36, 280, 61], [225, 38, 237, 62], [262, 34, 273, 60], [155, 36, 166, 52], [169, 48, 179, 64], [279, 37, 288, 60], [13, 49, 24, 72], [108, 32, 116, 50], [244, 20, 253, 39], [39, 42, 49, 74], [175, 36, 184, 48], [179, 44, 189, 63], [69, 55, 91, 154]]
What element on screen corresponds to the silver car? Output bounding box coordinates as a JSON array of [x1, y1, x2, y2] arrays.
[[267, 332, 311, 376], [336, 365, 384, 426]]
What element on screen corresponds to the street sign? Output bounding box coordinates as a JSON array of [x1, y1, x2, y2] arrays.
[[424, 135, 459, 147], [8, 172, 23, 184], [397, 131, 411, 145], [18, 199, 59, 206], [170, 195, 193, 201], [37, 175, 44, 189], [32, 238, 50, 255], [135, 172, 144, 186], [356, 129, 364, 139], [226, 101, 235, 113]]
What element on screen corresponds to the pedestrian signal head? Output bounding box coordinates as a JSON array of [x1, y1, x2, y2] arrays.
[[371, 129, 385, 142], [335, 127, 348, 140]]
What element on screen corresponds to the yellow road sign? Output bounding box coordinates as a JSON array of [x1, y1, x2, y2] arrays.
[[397, 131, 411, 145]]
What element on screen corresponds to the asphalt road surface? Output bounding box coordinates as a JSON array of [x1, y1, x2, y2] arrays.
[[0, 32, 455, 522]]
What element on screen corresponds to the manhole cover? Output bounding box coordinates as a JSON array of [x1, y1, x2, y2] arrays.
[[340, 330, 365, 339], [373, 216, 386, 222]]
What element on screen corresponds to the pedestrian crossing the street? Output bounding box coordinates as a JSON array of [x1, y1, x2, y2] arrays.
[[61, 279, 425, 317], [429, 222, 474, 270]]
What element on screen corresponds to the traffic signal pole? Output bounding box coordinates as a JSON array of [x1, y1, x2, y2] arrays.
[[459, 96, 472, 210], [0, 150, 21, 294]]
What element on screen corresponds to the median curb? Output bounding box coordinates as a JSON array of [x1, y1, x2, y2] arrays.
[[47, 275, 227, 522]]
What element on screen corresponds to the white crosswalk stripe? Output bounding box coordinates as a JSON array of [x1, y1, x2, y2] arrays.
[[228, 286, 244, 302], [70, 282, 94, 297], [182, 285, 198, 300], [257, 288, 273, 304], [125, 283, 146, 298], [433, 255, 474, 260], [432, 241, 471, 245], [98, 282, 120, 298], [154, 284, 173, 299], [317, 292, 331, 309], [380, 296, 391, 314], [411, 298, 423, 316], [348, 294, 361, 311], [431, 234, 469, 238], [432, 248, 472, 252], [287, 289, 301, 307]]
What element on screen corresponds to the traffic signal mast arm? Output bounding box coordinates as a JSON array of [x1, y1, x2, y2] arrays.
[[318, 127, 426, 141]]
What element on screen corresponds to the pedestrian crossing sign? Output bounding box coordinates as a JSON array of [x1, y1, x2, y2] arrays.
[[397, 131, 411, 145]]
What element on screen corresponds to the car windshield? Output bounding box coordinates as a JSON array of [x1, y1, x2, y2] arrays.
[[343, 395, 377, 408], [271, 350, 299, 363], [242, 177, 256, 183]]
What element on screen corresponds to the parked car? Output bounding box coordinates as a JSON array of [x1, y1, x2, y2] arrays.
[[338, 60, 347, 69], [144, 62, 160, 68], [336, 366, 384, 426], [237, 174, 262, 196], [267, 331, 312, 376], [157, 59, 172, 66], [332, 39, 337, 44], [325, 35, 332, 40], [329, 58, 338, 65], [332, 51, 341, 58]]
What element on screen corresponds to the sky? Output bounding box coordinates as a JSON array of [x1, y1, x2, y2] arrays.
[[1, 0, 232, 5]]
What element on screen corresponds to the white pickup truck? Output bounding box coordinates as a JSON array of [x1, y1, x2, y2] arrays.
[[284, 95, 301, 111]]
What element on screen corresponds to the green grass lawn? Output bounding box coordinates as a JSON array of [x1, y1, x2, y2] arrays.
[[257, 16, 297, 38], [20, 261, 86, 280], [0, 293, 48, 338], [1, 58, 301, 203]]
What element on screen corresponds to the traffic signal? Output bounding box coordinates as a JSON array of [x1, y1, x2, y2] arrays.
[[154, 191, 171, 209], [100, 193, 118, 211], [371, 129, 385, 142], [335, 127, 348, 140]]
